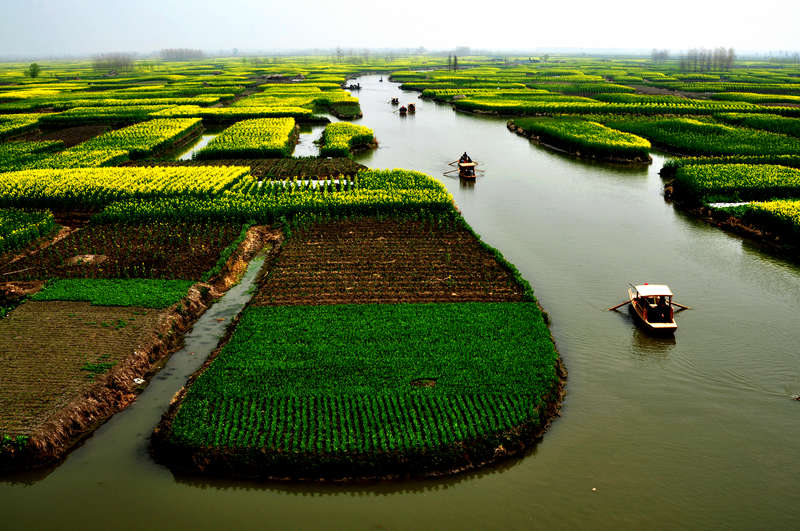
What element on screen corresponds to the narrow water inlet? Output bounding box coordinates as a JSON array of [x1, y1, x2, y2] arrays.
[[293, 122, 332, 157], [176, 134, 218, 160], [1, 252, 269, 485]]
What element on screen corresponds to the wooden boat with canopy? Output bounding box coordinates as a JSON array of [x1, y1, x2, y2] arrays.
[[626, 283, 678, 333], [458, 161, 477, 178], [608, 283, 690, 334]]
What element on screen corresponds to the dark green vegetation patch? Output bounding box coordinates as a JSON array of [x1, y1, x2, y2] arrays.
[[31, 278, 195, 308], [160, 302, 560, 479]]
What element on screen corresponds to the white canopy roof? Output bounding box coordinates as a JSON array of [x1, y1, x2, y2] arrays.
[[634, 284, 673, 297]]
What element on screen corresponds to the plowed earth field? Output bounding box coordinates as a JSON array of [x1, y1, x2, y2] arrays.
[[0, 301, 162, 437], [1, 222, 242, 281], [252, 219, 526, 305]]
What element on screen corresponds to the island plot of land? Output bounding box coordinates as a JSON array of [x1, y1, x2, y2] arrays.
[[154, 218, 563, 480]]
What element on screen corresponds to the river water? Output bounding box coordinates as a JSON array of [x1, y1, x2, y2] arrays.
[[2, 75, 800, 530]]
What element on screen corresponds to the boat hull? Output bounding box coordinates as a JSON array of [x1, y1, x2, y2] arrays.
[[628, 302, 677, 334]]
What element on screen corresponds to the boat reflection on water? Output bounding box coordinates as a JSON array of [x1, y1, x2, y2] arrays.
[[631, 326, 676, 358]]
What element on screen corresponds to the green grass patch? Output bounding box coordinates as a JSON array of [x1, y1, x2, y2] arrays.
[[31, 278, 195, 308], [80, 361, 116, 379]]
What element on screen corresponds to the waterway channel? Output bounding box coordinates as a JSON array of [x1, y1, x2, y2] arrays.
[[2, 75, 799, 530]]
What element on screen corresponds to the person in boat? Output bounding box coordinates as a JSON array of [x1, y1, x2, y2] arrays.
[[459, 152, 472, 163], [655, 296, 670, 322]]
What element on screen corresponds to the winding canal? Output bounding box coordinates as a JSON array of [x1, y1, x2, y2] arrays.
[[2, 75, 799, 530]]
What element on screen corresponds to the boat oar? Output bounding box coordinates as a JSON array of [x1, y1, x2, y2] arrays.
[[608, 300, 630, 311], [671, 301, 692, 310]]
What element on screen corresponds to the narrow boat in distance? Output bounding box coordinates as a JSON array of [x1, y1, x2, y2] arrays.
[[626, 283, 678, 334], [390, 97, 399, 105], [458, 161, 477, 179], [444, 154, 481, 179]]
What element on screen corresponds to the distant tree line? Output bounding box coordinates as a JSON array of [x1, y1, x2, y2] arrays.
[[651, 49, 669, 64], [765, 50, 800, 64], [447, 54, 459, 71], [92, 53, 135, 72], [679, 47, 735, 71], [160, 48, 204, 61]]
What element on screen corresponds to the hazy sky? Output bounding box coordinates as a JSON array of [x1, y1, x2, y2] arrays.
[[2, 0, 798, 57]]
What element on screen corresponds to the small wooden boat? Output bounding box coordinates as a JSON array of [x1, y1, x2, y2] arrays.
[[408, 103, 416, 113], [626, 283, 678, 334], [390, 98, 399, 105], [399, 106, 407, 115], [458, 161, 477, 179]]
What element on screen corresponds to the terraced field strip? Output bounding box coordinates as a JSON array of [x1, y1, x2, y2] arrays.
[[252, 219, 526, 306], [125, 158, 366, 180], [0, 222, 243, 281]]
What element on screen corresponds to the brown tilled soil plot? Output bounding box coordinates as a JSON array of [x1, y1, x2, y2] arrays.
[[252, 219, 526, 305], [0, 301, 162, 437], [0, 222, 242, 281]]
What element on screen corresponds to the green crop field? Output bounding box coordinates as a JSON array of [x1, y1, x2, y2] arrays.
[[673, 164, 800, 203], [163, 302, 560, 478], [319, 122, 374, 157], [595, 116, 800, 157], [0, 166, 250, 208], [195, 118, 297, 159], [0, 208, 56, 253], [732, 199, 800, 236], [511, 117, 650, 160]]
